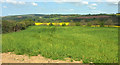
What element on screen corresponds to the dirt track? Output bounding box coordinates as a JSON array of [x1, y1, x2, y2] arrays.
[[2, 52, 83, 63]]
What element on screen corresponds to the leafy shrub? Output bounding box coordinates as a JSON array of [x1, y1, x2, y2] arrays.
[[69, 22, 76, 26], [91, 20, 99, 25], [62, 23, 66, 26], [105, 19, 114, 27], [80, 20, 87, 26], [87, 22, 92, 26], [75, 22, 81, 26], [17, 22, 26, 30], [100, 22, 104, 27], [2, 20, 16, 33], [71, 59, 73, 62], [2, 20, 35, 33], [49, 23, 54, 26]]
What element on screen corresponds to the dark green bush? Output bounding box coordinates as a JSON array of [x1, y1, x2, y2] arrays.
[[87, 22, 92, 26], [2, 20, 35, 33], [100, 22, 104, 27], [2, 20, 16, 33], [49, 23, 54, 26], [75, 22, 81, 26], [62, 23, 66, 26]]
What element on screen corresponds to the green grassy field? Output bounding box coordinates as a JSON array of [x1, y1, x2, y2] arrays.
[[2, 26, 118, 63]]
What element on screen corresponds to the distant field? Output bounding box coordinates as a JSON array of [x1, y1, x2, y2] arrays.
[[2, 26, 118, 63]]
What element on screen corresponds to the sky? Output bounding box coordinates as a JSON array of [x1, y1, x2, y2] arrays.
[[0, 0, 119, 16]]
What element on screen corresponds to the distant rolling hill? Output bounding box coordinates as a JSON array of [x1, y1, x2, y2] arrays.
[[2, 14, 46, 22], [2, 14, 118, 24]]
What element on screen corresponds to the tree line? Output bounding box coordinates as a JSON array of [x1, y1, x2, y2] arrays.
[[2, 20, 35, 33]]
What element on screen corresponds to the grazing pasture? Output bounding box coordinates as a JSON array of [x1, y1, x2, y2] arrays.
[[2, 26, 118, 63]]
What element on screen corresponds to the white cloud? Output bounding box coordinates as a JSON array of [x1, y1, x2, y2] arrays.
[[107, 2, 119, 5], [54, 0, 65, 2], [0, 0, 25, 5], [88, 3, 97, 10], [96, 0, 102, 2], [113, 2, 118, 4], [82, 1, 88, 5], [5, 0, 17, 4], [54, 0, 89, 5], [3, 6, 7, 8], [54, 0, 99, 10], [110, 2, 118, 5], [91, 3, 97, 6], [105, 0, 119, 5], [32, 2, 38, 6], [18, 1, 25, 5], [54, 0, 81, 2], [106, 0, 119, 2], [54, 0, 119, 2], [0, 0, 6, 2]]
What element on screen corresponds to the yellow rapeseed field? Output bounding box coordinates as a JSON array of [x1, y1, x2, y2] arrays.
[[35, 22, 70, 26], [35, 23, 120, 27], [91, 25, 100, 27], [114, 26, 120, 27]]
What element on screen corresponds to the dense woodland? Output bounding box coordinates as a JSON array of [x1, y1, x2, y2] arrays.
[[1, 14, 119, 33]]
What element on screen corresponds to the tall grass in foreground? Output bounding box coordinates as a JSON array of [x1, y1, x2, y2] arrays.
[[2, 26, 118, 63]]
